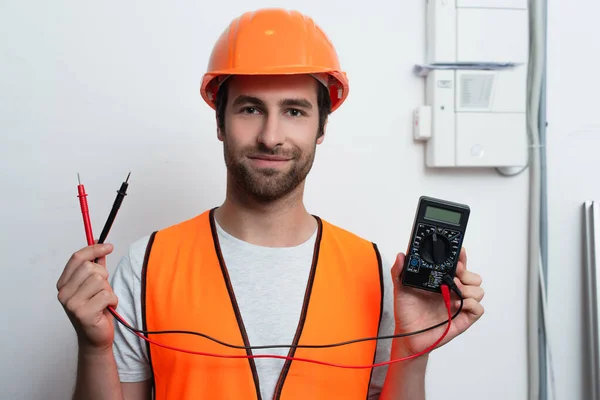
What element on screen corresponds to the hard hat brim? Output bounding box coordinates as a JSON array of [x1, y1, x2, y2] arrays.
[[200, 68, 349, 112]]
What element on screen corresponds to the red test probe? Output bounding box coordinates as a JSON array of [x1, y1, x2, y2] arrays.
[[77, 173, 94, 246]]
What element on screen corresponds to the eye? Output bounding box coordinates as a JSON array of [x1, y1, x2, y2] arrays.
[[241, 107, 261, 115], [285, 109, 305, 117]]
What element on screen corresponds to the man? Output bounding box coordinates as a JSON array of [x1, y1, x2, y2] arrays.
[[56, 8, 485, 400]]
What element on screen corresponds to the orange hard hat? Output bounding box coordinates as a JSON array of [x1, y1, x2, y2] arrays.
[[200, 8, 349, 112]]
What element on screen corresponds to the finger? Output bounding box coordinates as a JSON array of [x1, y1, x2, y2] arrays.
[[85, 289, 119, 317], [57, 244, 112, 290], [74, 289, 119, 326], [460, 298, 485, 321], [455, 269, 482, 287], [454, 261, 466, 280], [57, 262, 109, 306], [64, 272, 110, 313], [57, 244, 113, 290], [454, 249, 467, 276], [459, 247, 467, 266], [455, 283, 485, 302]]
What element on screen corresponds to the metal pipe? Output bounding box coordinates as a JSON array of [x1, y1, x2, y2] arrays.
[[583, 200, 600, 400]]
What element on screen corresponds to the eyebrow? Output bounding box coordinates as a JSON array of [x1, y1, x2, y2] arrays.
[[232, 95, 313, 110], [232, 95, 266, 108], [279, 98, 313, 110]]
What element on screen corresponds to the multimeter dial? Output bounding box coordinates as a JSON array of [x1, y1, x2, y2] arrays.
[[408, 224, 462, 272], [420, 232, 450, 264]]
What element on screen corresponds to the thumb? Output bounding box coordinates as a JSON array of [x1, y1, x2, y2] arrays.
[[390, 252, 405, 287], [93, 239, 110, 267], [97, 255, 107, 268]]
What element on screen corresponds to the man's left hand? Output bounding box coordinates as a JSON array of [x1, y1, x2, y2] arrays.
[[389, 248, 485, 356]]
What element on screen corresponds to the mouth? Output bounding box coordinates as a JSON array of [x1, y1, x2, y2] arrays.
[[247, 154, 292, 168], [247, 155, 291, 161]]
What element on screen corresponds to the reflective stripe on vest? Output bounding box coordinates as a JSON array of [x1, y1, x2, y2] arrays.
[[141, 208, 384, 399]]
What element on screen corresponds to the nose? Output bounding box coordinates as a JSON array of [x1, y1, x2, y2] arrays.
[[257, 112, 284, 150]]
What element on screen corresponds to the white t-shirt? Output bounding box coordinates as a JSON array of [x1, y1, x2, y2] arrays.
[[109, 217, 396, 399]]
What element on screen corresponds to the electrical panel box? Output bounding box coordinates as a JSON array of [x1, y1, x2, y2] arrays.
[[419, 0, 529, 168]]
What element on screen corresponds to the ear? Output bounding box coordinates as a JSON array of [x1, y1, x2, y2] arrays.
[[216, 117, 225, 142], [316, 118, 328, 145]]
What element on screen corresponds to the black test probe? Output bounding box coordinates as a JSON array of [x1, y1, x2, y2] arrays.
[[94, 172, 130, 262]]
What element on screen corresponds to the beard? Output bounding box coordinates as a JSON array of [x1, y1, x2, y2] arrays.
[[223, 139, 316, 203]]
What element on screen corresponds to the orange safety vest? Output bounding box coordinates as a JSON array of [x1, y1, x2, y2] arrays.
[[141, 208, 384, 399]]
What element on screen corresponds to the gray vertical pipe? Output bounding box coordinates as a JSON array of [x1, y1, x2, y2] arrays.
[[538, 0, 549, 398], [583, 202, 600, 400]]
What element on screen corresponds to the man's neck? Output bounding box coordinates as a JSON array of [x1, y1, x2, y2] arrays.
[[213, 182, 317, 248]]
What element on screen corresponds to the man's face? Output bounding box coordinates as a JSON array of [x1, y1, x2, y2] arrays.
[[218, 74, 325, 202]]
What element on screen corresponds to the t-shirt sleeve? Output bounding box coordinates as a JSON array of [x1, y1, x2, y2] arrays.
[[109, 235, 152, 382], [367, 252, 396, 399]]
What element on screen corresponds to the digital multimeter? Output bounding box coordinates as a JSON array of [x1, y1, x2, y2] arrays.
[[401, 196, 470, 293]]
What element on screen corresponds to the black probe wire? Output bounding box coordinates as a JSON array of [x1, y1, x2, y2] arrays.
[[95, 173, 466, 351], [109, 292, 463, 350]]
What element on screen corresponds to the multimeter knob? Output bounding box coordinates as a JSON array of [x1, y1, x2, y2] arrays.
[[420, 233, 450, 265]]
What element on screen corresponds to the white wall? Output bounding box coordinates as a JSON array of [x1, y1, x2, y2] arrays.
[[3, 0, 577, 399], [546, 0, 600, 399]]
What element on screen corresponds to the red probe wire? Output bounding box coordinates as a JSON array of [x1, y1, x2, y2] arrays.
[[76, 175, 454, 369], [110, 285, 453, 368]]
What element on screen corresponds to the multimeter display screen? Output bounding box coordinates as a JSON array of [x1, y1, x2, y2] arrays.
[[424, 206, 461, 225]]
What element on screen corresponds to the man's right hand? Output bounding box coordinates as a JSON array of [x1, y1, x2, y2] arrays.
[[57, 243, 118, 354]]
